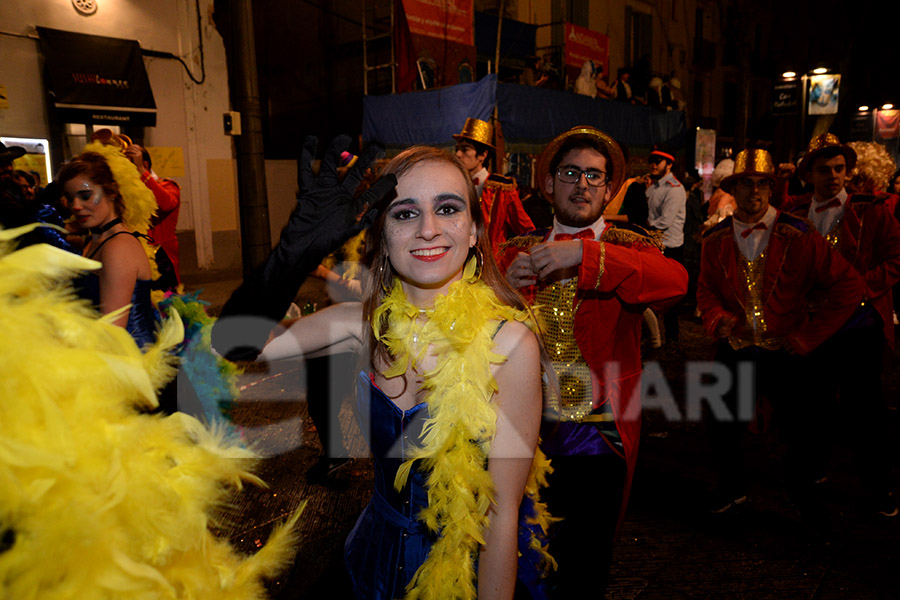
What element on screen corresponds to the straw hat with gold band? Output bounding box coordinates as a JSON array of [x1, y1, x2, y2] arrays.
[[452, 117, 495, 149], [719, 148, 777, 193], [797, 133, 857, 175], [536, 125, 626, 199]]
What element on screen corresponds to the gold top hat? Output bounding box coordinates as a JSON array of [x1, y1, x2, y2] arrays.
[[720, 149, 776, 192], [452, 118, 495, 149], [797, 133, 857, 174], [536, 125, 627, 199]]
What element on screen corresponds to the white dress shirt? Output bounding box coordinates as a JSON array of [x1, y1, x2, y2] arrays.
[[807, 188, 848, 237], [471, 166, 490, 199], [732, 205, 777, 261]]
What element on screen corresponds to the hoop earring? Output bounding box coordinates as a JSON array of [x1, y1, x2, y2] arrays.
[[379, 260, 393, 293], [467, 246, 484, 282]]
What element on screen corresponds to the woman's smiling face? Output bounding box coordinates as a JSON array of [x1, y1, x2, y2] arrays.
[[384, 160, 477, 302]]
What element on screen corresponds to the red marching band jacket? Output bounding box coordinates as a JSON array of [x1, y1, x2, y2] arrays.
[[142, 172, 182, 282], [498, 226, 688, 517], [480, 173, 534, 253], [781, 193, 900, 348], [697, 210, 864, 355]]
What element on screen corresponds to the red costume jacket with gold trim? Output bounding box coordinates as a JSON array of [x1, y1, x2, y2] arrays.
[[498, 225, 687, 517], [481, 173, 534, 253], [781, 192, 900, 348], [697, 210, 863, 354], [142, 172, 182, 282]]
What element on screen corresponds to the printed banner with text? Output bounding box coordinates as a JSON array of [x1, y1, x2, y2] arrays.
[[564, 22, 609, 71], [401, 0, 473, 45]]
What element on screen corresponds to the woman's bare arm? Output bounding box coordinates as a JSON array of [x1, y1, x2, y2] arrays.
[[259, 302, 364, 362], [96, 234, 149, 328], [478, 321, 542, 598]]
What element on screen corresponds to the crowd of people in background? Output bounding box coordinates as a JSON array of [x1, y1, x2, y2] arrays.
[[2, 85, 899, 597]]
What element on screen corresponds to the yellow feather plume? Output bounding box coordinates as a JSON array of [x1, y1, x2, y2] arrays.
[[0, 237, 302, 599]]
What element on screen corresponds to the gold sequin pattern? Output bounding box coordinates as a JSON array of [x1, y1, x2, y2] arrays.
[[728, 251, 781, 351], [825, 224, 842, 249], [535, 278, 594, 421]]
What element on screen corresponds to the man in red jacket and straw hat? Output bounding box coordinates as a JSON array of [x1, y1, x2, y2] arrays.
[[498, 125, 687, 597]]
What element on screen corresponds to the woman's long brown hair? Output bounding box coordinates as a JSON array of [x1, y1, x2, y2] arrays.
[[360, 146, 556, 396]]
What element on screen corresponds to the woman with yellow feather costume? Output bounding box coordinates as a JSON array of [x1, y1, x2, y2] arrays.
[[212, 138, 555, 599], [56, 137, 168, 348], [0, 224, 301, 598]]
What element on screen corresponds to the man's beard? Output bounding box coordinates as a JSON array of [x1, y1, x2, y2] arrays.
[[554, 193, 604, 227]]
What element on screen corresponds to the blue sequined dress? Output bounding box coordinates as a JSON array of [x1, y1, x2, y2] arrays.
[[74, 273, 158, 349], [344, 372, 434, 599], [343, 372, 549, 600], [74, 232, 159, 349]]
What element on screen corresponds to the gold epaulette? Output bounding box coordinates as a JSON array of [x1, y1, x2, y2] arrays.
[[499, 234, 544, 251], [483, 174, 518, 192], [601, 226, 665, 251]]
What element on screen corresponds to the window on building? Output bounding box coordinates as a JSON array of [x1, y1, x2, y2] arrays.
[[625, 6, 653, 67], [568, 0, 589, 27], [458, 60, 474, 84], [723, 80, 738, 136]]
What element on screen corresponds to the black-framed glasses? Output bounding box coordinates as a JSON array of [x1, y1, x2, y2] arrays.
[[556, 167, 608, 187], [734, 177, 774, 191]]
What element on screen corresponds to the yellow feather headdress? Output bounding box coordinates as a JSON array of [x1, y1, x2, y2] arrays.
[[81, 141, 157, 235]]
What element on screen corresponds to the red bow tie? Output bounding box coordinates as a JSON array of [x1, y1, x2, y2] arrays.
[[473, 177, 480, 186], [815, 198, 842, 213], [740, 222, 767, 238], [554, 229, 595, 241]]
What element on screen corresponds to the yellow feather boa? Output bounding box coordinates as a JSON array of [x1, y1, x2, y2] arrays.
[[372, 257, 555, 599]]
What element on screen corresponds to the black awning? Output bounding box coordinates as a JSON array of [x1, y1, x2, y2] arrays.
[[37, 27, 157, 127]]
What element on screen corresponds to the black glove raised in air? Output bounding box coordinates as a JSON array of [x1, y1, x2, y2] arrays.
[[211, 135, 397, 361]]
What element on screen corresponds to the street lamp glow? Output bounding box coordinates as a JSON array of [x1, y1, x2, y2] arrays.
[[859, 106, 869, 112], [782, 71, 796, 79], [883, 104, 894, 110], [812, 67, 828, 74]]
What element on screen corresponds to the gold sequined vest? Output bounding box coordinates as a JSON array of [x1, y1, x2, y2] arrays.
[[535, 278, 596, 421]]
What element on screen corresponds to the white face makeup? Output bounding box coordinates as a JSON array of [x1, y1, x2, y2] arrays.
[[384, 160, 477, 304], [65, 179, 103, 205], [64, 174, 114, 230]]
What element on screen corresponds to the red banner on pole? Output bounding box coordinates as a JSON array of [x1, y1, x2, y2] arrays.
[[564, 22, 609, 71], [401, 0, 473, 46]]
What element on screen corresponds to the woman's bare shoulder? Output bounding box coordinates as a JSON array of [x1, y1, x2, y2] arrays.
[[96, 232, 148, 268], [493, 320, 539, 365]]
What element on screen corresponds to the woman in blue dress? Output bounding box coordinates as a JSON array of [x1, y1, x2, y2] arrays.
[[257, 144, 552, 599], [56, 150, 158, 349]]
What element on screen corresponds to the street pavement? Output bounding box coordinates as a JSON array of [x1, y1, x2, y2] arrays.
[[184, 277, 900, 599]]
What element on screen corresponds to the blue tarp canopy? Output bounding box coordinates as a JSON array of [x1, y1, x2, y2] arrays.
[[363, 74, 687, 154]]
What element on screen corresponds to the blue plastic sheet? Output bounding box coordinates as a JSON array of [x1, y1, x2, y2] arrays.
[[363, 75, 686, 152]]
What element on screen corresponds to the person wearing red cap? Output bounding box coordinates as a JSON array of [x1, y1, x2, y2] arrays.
[[698, 148, 864, 515], [498, 126, 687, 597], [646, 148, 686, 345], [780, 134, 900, 517]]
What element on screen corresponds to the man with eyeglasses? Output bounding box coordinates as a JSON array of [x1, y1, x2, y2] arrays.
[[498, 126, 687, 597], [452, 117, 534, 253], [779, 134, 900, 518], [697, 148, 863, 516]]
